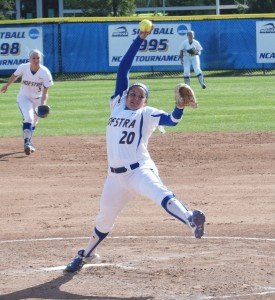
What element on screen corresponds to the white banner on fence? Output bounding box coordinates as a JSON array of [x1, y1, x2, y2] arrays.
[[0, 27, 43, 70], [108, 23, 191, 67], [256, 21, 275, 63]]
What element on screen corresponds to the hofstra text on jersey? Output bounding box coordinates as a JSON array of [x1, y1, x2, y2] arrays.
[[108, 117, 136, 128], [22, 80, 43, 88]]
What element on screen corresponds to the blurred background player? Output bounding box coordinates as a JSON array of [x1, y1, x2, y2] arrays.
[[1, 49, 53, 155], [65, 24, 206, 273], [179, 30, 206, 89]]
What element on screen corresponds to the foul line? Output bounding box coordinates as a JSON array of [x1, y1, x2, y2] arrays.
[[0, 235, 274, 244]]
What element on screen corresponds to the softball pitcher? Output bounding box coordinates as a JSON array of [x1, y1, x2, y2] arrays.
[[1, 49, 53, 155], [179, 30, 206, 89], [65, 26, 206, 273]]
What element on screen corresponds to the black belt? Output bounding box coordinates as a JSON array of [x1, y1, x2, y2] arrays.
[[110, 162, 140, 174]]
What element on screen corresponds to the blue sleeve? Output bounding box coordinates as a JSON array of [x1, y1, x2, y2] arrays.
[[158, 107, 184, 126], [113, 36, 144, 98]]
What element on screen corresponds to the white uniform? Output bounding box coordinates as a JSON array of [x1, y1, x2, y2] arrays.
[[14, 63, 53, 126], [95, 90, 174, 233], [179, 39, 203, 77], [65, 36, 206, 272]]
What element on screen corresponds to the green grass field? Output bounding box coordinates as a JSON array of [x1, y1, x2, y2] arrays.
[[0, 76, 274, 137]]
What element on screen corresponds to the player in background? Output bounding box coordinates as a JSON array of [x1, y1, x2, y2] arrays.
[[65, 25, 206, 273], [179, 30, 206, 89], [1, 49, 53, 155]]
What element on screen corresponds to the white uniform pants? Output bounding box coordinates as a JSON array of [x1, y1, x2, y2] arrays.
[[95, 164, 173, 233], [183, 55, 202, 77], [17, 95, 40, 126]]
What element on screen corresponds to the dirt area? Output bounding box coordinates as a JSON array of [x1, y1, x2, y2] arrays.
[[0, 132, 274, 300]]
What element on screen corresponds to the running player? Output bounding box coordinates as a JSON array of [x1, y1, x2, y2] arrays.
[[179, 30, 206, 89], [65, 26, 206, 273], [1, 49, 53, 155]]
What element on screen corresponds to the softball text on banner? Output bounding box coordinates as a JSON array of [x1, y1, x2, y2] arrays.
[[0, 27, 43, 70], [256, 21, 275, 63], [108, 23, 191, 67]]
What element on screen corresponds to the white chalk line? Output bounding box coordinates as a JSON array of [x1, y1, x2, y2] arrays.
[[0, 235, 274, 244], [0, 262, 136, 276], [202, 287, 275, 299]]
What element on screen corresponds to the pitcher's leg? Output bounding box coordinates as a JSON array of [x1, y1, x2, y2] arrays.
[[66, 175, 130, 273], [84, 176, 130, 257], [65, 227, 108, 273], [128, 167, 205, 238], [161, 195, 205, 239], [95, 175, 130, 233]]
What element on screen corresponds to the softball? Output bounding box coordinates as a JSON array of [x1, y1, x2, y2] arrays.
[[139, 20, 153, 32]]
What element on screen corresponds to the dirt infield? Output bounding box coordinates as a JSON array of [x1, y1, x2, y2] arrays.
[[0, 132, 274, 300]]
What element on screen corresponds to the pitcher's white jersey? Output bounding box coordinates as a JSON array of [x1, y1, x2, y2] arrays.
[[179, 39, 203, 58], [14, 63, 53, 100], [107, 90, 164, 168]]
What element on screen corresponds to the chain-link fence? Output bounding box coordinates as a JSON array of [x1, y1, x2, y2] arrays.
[[52, 69, 275, 82]]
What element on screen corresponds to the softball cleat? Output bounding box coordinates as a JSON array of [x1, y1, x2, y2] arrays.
[[189, 209, 206, 239], [24, 138, 35, 155], [30, 144, 36, 153], [24, 142, 32, 155], [65, 250, 99, 273]]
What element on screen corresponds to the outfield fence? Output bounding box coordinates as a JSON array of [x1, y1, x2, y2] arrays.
[[0, 14, 274, 80]]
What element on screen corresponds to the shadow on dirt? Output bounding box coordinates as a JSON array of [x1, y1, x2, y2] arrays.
[[0, 272, 153, 300], [0, 152, 25, 161]]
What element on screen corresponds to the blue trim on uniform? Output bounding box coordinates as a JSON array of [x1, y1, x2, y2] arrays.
[[94, 227, 109, 240], [161, 195, 175, 210], [137, 113, 144, 150], [152, 113, 176, 126], [161, 195, 187, 225], [151, 108, 183, 127], [171, 107, 184, 120], [114, 36, 144, 98], [152, 113, 165, 118], [86, 227, 109, 257], [23, 122, 32, 131]]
